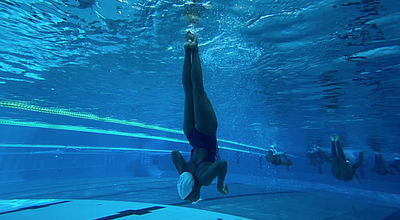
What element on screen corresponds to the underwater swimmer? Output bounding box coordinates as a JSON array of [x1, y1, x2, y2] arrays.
[[372, 153, 394, 175], [185, 0, 200, 24], [389, 155, 400, 173], [330, 135, 364, 184], [306, 144, 331, 174], [171, 32, 228, 204], [183, 0, 212, 25], [265, 147, 293, 170], [62, 0, 97, 9]]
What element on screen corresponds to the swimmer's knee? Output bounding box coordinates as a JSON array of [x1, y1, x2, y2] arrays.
[[171, 150, 181, 159], [331, 168, 340, 179], [197, 174, 212, 186], [218, 160, 227, 166], [202, 179, 212, 186], [216, 160, 227, 171]]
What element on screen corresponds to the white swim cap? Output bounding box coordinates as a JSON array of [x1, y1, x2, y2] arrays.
[[177, 172, 194, 200]]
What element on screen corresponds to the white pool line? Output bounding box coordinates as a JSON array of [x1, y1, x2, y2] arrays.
[[0, 119, 187, 144], [0, 118, 265, 155], [0, 144, 174, 154], [0, 100, 268, 152], [0, 143, 264, 156]]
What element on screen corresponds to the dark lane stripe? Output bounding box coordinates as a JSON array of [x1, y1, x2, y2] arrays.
[[0, 200, 70, 215], [94, 206, 164, 220]]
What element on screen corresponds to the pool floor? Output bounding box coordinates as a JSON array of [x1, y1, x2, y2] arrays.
[[0, 177, 398, 219]]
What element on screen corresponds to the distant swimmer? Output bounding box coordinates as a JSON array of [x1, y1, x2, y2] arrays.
[[183, 0, 212, 26], [62, 0, 97, 9], [184, 0, 200, 24], [389, 154, 400, 174], [330, 135, 364, 184], [306, 144, 331, 174], [171, 32, 228, 204], [77, 0, 95, 8], [265, 147, 293, 170], [372, 153, 394, 175]]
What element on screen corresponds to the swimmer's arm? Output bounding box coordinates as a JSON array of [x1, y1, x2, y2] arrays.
[[215, 160, 229, 195], [354, 173, 362, 184], [171, 151, 187, 174], [198, 160, 228, 195], [324, 151, 332, 162]]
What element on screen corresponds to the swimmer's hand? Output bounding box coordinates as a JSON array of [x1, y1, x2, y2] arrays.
[[218, 184, 229, 195]]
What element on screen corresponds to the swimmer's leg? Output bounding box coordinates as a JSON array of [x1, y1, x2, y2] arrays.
[[323, 151, 332, 163], [389, 164, 398, 174], [348, 152, 364, 184], [331, 140, 341, 179], [354, 173, 362, 184], [336, 139, 353, 176], [352, 151, 365, 171], [318, 165, 323, 174], [182, 32, 195, 136], [331, 141, 338, 163], [171, 151, 187, 175], [190, 34, 217, 135], [282, 154, 293, 168], [336, 140, 347, 164], [197, 160, 228, 194]]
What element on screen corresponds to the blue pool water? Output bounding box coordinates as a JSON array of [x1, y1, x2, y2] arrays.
[[0, 0, 400, 219]]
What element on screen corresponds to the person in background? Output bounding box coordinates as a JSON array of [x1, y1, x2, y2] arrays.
[[330, 135, 364, 184], [372, 153, 394, 175], [389, 154, 400, 174], [62, 0, 96, 9], [184, 0, 200, 24], [306, 144, 331, 174], [183, 0, 212, 26], [265, 146, 293, 170], [171, 32, 228, 204]]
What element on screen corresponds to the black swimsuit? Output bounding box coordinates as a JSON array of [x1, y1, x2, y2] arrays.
[[187, 127, 219, 163], [186, 127, 219, 183]]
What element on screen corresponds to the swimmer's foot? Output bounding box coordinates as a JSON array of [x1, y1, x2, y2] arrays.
[[184, 31, 198, 52], [330, 134, 339, 142], [218, 184, 229, 195], [189, 33, 198, 51], [184, 31, 192, 52]]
